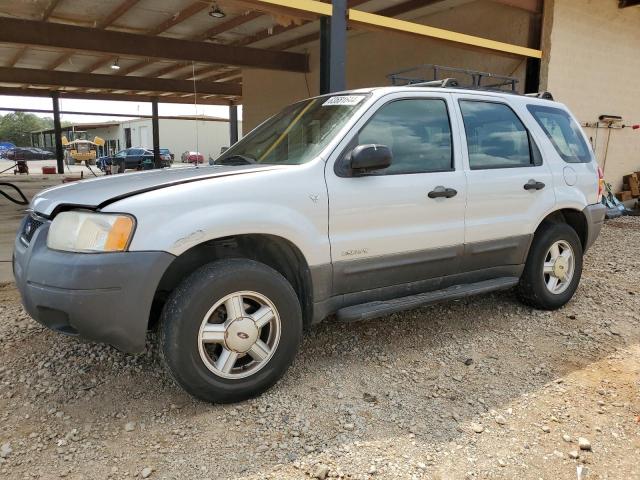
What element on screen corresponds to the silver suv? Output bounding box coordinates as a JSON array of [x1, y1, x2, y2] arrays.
[[14, 85, 605, 403]]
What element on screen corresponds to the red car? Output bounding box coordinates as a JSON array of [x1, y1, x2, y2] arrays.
[[181, 151, 204, 164]]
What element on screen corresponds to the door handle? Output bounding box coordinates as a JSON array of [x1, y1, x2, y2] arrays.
[[524, 179, 545, 191], [428, 186, 458, 199]]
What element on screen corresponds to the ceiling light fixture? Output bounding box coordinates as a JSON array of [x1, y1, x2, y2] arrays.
[[208, 3, 226, 18], [110, 57, 121, 70]]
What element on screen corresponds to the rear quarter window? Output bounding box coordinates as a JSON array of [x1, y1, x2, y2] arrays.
[[527, 105, 592, 163]]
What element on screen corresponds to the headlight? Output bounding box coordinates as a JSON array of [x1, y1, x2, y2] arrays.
[[47, 211, 135, 253]]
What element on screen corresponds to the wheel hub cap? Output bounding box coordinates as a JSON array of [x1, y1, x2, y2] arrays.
[[553, 256, 569, 280], [224, 317, 259, 353], [543, 240, 575, 295]]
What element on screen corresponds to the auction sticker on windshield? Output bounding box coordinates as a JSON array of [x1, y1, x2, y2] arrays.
[[322, 95, 365, 107]]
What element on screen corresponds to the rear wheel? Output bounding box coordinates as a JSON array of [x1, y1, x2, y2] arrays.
[[517, 222, 583, 310], [158, 259, 302, 403]]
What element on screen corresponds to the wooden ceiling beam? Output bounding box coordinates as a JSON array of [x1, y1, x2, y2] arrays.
[[10, 0, 63, 69], [181, 0, 368, 80], [86, 1, 209, 73], [96, 0, 142, 28], [47, 0, 142, 70], [0, 67, 242, 96], [0, 17, 308, 72], [119, 11, 264, 76], [149, 1, 208, 35], [6, 47, 28, 68], [42, 0, 63, 21]]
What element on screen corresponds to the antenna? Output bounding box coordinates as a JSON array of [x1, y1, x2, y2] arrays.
[[192, 62, 200, 168]]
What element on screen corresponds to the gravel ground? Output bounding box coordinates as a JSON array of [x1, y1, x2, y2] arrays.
[[1, 217, 639, 480]]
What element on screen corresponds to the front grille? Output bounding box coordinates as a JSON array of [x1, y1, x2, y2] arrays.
[[21, 215, 44, 244]]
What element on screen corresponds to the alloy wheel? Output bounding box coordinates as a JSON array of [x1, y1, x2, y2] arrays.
[[197, 291, 281, 379]]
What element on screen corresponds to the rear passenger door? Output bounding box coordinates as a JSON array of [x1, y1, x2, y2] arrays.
[[453, 95, 555, 272]]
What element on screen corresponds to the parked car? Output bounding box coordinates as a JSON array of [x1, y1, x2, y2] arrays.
[[97, 148, 170, 172], [14, 85, 605, 404], [5, 147, 53, 160], [159, 148, 173, 164], [181, 151, 204, 164]]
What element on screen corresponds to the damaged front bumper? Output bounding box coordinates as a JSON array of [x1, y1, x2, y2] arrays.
[[13, 214, 174, 353]]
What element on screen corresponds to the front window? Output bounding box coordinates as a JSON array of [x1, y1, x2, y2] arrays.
[[356, 98, 453, 174], [216, 94, 369, 166]]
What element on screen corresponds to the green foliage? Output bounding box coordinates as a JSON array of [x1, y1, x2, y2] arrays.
[[0, 112, 55, 146]]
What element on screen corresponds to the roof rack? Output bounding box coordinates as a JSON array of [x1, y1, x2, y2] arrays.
[[387, 64, 555, 99], [388, 64, 519, 92]]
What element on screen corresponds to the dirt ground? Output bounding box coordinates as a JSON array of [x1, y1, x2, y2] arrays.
[[0, 217, 639, 480]]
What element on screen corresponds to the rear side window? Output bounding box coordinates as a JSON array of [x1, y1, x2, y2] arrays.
[[459, 100, 535, 170], [527, 105, 592, 163], [356, 98, 453, 174]]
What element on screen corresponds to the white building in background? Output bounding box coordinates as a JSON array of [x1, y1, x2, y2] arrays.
[[32, 115, 243, 161]]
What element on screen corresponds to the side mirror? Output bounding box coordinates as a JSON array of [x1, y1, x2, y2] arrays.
[[349, 144, 392, 175]]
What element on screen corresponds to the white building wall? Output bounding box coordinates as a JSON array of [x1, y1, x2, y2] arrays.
[[117, 118, 242, 161], [71, 117, 243, 161]]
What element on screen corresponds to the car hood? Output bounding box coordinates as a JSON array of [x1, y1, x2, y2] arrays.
[[32, 165, 284, 217]]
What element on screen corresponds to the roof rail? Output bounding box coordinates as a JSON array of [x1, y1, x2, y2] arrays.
[[524, 91, 554, 100], [407, 78, 460, 88]]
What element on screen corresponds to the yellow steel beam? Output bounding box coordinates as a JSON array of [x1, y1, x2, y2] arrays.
[[244, 0, 542, 59], [348, 9, 542, 59], [241, 0, 332, 16]]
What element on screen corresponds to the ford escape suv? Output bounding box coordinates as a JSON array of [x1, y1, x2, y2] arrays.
[[14, 85, 606, 403]]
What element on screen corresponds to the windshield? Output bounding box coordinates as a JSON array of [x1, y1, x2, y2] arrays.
[[216, 94, 369, 165]]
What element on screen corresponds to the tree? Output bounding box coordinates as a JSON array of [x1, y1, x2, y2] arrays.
[[0, 112, 55, 146]]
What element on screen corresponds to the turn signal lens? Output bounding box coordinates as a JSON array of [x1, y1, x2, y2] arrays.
[[104, 216, 135, 251], [47, 211, 135, 253]]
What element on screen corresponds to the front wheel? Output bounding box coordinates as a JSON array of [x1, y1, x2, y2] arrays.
[[158, 259, 302, 403], [517, 222, 583, 310]]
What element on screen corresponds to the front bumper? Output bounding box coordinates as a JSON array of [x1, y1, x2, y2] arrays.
[[583, 203, 606, 252], [13, 216, 174, 353]]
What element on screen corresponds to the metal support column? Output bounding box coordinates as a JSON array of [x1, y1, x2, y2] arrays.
[[330, 0, 347, 93], [319, 0, 347, 95], [319, 16, 331, 95], [151, 97, 161, 169], [524, 1, 544, 93], [229, 104, 239, 146], [51, 91, 64, 174]]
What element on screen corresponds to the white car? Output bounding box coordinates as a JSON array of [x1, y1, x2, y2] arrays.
[[14, 85, 605, 403]]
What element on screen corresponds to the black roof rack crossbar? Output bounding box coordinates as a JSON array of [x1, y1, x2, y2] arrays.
[[402, 78, 460, 88], [388, 63, 520, 93], [387, 64, 554, 99]]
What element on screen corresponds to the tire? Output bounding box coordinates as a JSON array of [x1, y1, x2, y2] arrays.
[[158, 258, 302, 403], [517, 222, 583, 310]]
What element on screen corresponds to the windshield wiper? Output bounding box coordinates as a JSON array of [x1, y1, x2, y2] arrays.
[[214, 154, 257, 166]]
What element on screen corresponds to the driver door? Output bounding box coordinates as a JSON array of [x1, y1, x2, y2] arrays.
[[325, 93, 467, 297]]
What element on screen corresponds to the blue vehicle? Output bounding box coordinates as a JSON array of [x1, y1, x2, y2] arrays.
[[97, 148, 170, 172]]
